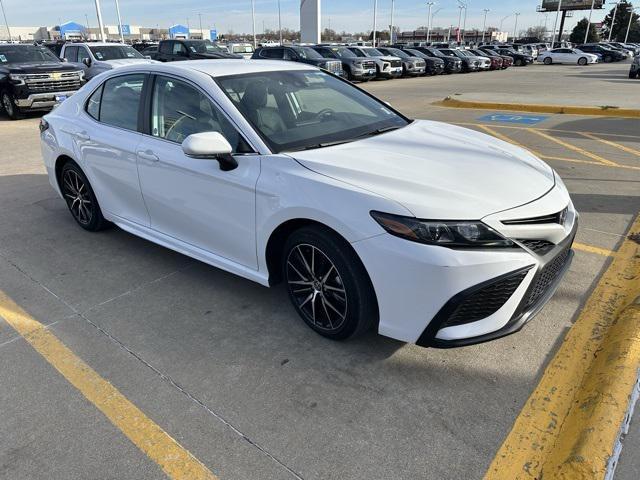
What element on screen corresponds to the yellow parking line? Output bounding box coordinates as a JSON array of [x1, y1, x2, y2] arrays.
[[526, 129, 620, 166], [579, 131, 640, 158], [484, 214, 640, 479], [573, 241, 614, 257], [0, 290, 218, 480]]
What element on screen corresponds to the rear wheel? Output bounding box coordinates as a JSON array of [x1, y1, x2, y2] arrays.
[[60, 162, 108, 231], [514, 58, 523, 66], [577, 57, 587, 65], [1, 91, 21, 120], [543, 57, 552, 65], [604, 55, 613, 63], [283, 225, 377, 340]]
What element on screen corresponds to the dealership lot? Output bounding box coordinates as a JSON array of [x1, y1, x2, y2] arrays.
[[1, 62, 639, 479]]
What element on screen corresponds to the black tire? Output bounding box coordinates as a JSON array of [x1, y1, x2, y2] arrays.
[[604, 55, 612, 63], [1, 90, 21, 120], [60, 161, 108, 231], [514, 58, 523, 66], [578, 57, 587, 66], [283, 225, 377, 341], [543, 57, 552, 65], [631, 71, 638, 79]]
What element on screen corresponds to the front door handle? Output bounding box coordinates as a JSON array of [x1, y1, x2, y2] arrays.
[[137, 150, 159, 162], [74, 131, 90, 141]]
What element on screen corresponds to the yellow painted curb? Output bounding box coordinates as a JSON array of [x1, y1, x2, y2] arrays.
[[435, 97, 640, 119], [484, 216, 640, 480]]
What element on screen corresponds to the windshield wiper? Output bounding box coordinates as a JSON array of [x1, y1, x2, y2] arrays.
[[297, 139, 355, 151], [289, 126, 403, 152]]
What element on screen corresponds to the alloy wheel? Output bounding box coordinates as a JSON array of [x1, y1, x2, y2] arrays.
[[2, 93, 14, 118], [61, 169, 93, 225], [286, 243, 348, 332]]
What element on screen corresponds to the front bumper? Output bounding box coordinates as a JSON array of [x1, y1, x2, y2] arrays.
[[15, 90, 77, 110], [352, 186, 577, 348]]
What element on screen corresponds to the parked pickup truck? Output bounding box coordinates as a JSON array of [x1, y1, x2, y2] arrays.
[[1, 43, 84, 120], [60, 42, 159, 79], [155, 39, 242, 61]]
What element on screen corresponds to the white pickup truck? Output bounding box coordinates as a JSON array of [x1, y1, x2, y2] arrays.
[[60, 42, 159, 79]]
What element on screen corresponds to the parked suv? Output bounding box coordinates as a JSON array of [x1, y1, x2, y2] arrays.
[[630, 54, 640, 79], [376, 47, 426, 76], [400, 48, 445, 74], [156, 39, 241, 62], [61, 42, 159, 79], [439, 48, 481, 72], [311, 45, 376, 81], [577, 44, 626, 63], [0, 43, 84, 119], [410, 46, 462, 73], [252, 46, 345, 77], [346, 46, 403, 79], [484, 47, 533, 66]]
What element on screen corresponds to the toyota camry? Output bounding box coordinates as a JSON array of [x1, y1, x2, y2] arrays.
[[40, 60, 576, 347]]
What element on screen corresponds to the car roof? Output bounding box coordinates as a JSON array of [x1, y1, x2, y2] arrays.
[[103, 59, 316, 77]]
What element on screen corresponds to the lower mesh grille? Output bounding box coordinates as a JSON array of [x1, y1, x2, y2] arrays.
[[443, 267, 532, 328], [519, 239, 556, 255], [525, 246, 571, 309]]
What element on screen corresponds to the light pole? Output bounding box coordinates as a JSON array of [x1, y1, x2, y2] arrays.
[[372, 0, 378, 46], [550, 0, 563, 48], [94, 0, 106, 41], [457, 4, 464, 43], [115, 0, 124, 42], [251, 0, 256, 48], [584, 0, 595, 43], [278, 0, 282, 44], [513, 12, 520, 40], [608, 1, 619, 42], [461, 3, 468, 43], [481, 8, 489, 43], [198, 13, 203, 39], [499, 14, 511, 31], [0, 0, 11, 41], [426, 2, 435, 43], [389, 0, 395, 44], [624, 6, 638, 43]]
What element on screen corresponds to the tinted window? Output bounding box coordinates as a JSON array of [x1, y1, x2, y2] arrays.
[[86, 85, 103, 120], [0, 45, 61, 64], [151, 76, 248, 152], [260, 48, 283, 59], [315, 48, 335, 59], [89, 45, 144, 60], [172, 42, 187, 55], [77, 47, 91, 63], [99, 74, 145, 131], [159, 41, 173, 54], [291, 47, 322, 59], [63, 46, 78, 63]]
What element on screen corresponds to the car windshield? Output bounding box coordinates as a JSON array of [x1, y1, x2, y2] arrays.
[[184, 41, 227, 54], [405, 49, 426, 57], [385, 48, 409, 58], [292, 47, 323, 59], [426, 48, 445, 57], [89, 45, 144, 60], [217, 70, 409, 153], [363, 48, 385, 56], [0, 45, 61, 64], [331, 47, 356, 58]]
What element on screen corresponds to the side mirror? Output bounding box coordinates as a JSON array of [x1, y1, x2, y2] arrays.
[[82, 57, 92, 67], [182, 132, 238, 171], [61, 57, 68, 62], [144, 55, 152, 59]]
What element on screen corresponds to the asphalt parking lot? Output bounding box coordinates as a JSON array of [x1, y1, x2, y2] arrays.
[[1, 62, 639, 480]]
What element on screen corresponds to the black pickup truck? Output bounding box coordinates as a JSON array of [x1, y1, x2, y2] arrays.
[[1, 44, 84, 120], [155, 39, 241, 62]]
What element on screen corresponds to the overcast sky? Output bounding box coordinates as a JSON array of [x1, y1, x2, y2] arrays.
[[1, 0, 611, 35]]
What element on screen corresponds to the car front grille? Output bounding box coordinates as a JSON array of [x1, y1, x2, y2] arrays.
[[415, 60, 426, 67], [390, 59, 401, 68], [323, 60, 343, 74], [24, 72, 83, 93], [524, 246, 571, 309], [502, 207, 568, 225], [442, 267, 533, 328], [362, 60, 376, 70]]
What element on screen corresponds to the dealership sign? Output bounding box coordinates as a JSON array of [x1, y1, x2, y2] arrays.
[[539, 0, 605, 11]]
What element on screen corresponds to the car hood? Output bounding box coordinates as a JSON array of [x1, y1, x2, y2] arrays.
[[3, 62, 81, 74], [191, 52, 243, 59], [290, 120, 555, 219], [101, 58, 160, 66], [371, 55, 401, 62]]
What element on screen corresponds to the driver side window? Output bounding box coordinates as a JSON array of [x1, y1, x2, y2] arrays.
[[151, 75, 250, 152], [77, 47, 91, 63]]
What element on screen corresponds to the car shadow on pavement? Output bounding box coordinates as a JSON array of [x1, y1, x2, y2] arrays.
[[549, 117, 640, 138], [571, 193, 640, 215]]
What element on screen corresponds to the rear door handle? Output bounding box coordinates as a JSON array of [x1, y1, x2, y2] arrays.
[[74, 131, 90, 141], [137, 150, 159, 162]]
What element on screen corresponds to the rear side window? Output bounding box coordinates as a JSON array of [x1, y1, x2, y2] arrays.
[[159, 41, 172, 54], [64, 46, 78, 62], [86, 85, 103, 120], [260, 48, 283, 59], [95, 74, 145, 131]]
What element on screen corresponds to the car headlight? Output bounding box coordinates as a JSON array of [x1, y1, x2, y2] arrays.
[[370, 211, 514, 248], [9, 74, 26, 85]]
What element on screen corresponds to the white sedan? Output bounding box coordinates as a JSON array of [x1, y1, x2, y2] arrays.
[[39, 60, 576, 348], [538, 48, 599, 65]]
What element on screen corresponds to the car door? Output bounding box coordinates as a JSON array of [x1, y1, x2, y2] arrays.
[[63, 45, 78, 63], [172, 41, 189, 61], [135, 74, 261, 268], [79, 73, 150, 226], [77, 45, 100, 78]]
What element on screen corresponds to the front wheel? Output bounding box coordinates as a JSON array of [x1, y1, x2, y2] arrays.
[[543, 57, 552, 65], [283, 225, 377, 340], [514, 58, 523, 66], [1, 91, 21, 120], [631, 71, 639, 79], [604, 55, 613, 63], [578, 57, 587, 66], [60, 162, 108, 231]]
